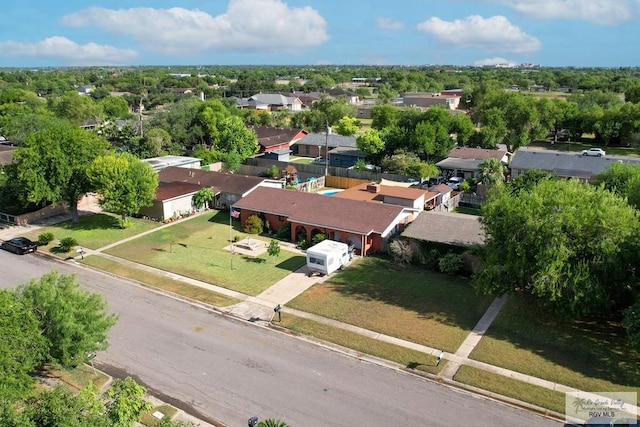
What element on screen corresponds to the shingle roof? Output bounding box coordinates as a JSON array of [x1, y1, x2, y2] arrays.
[[334, 183, 430, 203], [231, 187, 405, 236], [248, 126, 308, 149], [510, 150, 640, 179], [155, 182, 204, 201], [158, 167, 263, 196], [297, 133, 357, 148], [447, 147, 508, 160], [401, 210, 484, 247]]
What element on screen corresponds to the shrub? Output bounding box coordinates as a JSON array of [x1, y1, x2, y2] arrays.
[[243, 215, 263, 234], [389, 239, 413, 265], [297, 239, 310, 250], [439, 252, 463, 275], [233, 235, 241, 242], [311, 233, 326, 245], [58, 237, 78, 253], [277, 224, 291, 239], [37, 232, 55, 246], [459, 180, 471, 192], [424, 249, 440, 270], [266, 164, 280, 179]]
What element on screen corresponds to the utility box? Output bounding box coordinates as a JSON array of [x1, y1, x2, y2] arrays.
[[306, 239, 350, 277]]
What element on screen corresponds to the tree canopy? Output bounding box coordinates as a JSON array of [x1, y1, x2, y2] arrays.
[[475, 179, 640, 317], [13, 123, 109, 222]]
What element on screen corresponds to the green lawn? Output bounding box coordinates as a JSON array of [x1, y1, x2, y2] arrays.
[[454, 365, 567, 414], [47, 364, 111, 392], [25, 213, 161, 250], [82, 255, 241, 307], [469, 294, 640, 395], [278, 314, 443, 374], [104, 211, 306, 296], [287, 256, 494, 353]]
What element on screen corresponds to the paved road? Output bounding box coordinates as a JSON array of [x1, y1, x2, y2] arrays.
[[1, 251, 560, 427]]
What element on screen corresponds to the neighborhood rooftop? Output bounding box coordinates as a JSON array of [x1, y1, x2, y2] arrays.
[[401, 211, 485, 247], [231, 186, 407, 236]]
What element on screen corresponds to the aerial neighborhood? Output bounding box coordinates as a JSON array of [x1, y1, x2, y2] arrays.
[[2, 64, 640, 426]]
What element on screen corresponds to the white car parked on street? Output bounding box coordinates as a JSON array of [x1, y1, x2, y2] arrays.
[[581, 148, 606, 157]]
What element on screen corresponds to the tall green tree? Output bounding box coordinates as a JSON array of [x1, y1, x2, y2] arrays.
[[216, 116, 259, 160], [192, 187, 214, 211], [106, 377, 153, 427], [477, 158, 505, 186], [49, 91, 100, 125], [356, 129, 385, 160], [88, 152, 158, 226], [16, 271, 118, 368], [0, 289, 46, 402], [333, 116, 361, 136], [593, 163, 640, 209], [475, 179, 640, 317], [370, 104, 399, 129], [13, 123, 109, 222]]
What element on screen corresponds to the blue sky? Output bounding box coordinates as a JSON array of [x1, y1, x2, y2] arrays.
[[1, 0, 639, 67]]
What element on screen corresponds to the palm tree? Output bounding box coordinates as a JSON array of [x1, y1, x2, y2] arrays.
[[257, 419, 290, 427], [477, 158, 505, 186]]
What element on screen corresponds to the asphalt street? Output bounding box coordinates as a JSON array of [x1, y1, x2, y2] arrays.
[[1, 251, 561, 427]]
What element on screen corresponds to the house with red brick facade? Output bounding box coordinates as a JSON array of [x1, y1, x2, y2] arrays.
[[231, 187, 416, 256], [248, 126, 308, 153]]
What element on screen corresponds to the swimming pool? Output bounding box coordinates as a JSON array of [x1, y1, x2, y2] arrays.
[[319, 189, 343, 196]]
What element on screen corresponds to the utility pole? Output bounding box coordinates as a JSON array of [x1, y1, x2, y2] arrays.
[[324, 120, 329, 177]]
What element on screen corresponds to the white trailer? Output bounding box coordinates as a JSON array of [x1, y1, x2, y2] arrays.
[[306, 239, 351, 277]]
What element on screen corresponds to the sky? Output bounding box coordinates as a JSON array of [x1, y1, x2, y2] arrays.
[[1, 0, 640, 68]]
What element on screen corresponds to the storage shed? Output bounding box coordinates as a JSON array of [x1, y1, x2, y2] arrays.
[[306, 239, 351, 276]]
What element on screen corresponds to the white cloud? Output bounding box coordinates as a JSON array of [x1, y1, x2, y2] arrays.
[[376, 17, 404, 31], [0, 36, 139, 65], [474, 57, 515, 66], [491, 0, 636, 25], [417, 15, 541, 54], [61, 0, 328, 55]]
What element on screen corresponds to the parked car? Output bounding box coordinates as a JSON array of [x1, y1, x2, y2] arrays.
[[1, 237, 37, 255], [446, 176, 464, 190], [581, 148, 606, 157], [428, 176, 445, 186]]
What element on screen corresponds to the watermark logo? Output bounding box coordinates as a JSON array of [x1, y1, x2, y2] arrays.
[[566, 391, 637, 425]]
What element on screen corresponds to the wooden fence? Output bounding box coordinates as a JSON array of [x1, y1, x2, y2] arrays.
[[325, 176, 370, 189]]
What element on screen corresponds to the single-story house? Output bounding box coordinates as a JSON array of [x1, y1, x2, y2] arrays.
[[248, 126, 308, 153], [144, 156, 202, 172], [293, 132, 357, 159], [77, 85, 93, 95], [236, 94, 302, 111], [231, 186, 416, 256], [158, 166, 282, 209], [319, 88, 359, 105], [334, 182, 437, 211], [328, 147, 367, 168], [289, 91, 323, 108], [138, 182, 208, 221], [436, 147, 511, 179], [509, 149, 640, 182], [401, 210, 485, 247], [402, 92, 461, 110]]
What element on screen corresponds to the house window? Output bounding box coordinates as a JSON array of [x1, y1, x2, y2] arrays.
[[278, 216, 285, 221]]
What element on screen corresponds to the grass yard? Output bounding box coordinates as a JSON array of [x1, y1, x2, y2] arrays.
[[287, 256, 494, 353], [140, 404, 178, 426], [278, 314, 443, 374], [469, 294, 640, 395], [104, 211, 306, 296], [48, 364, 111, 392], [82, 255, 241, 307], [453, 365, 566, 414], [25, 212, 161, 250]]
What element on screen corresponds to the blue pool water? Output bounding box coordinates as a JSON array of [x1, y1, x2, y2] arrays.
[[321, 190, 342, 196]]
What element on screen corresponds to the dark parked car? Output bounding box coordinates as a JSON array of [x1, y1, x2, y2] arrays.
[[1, 237, 37, 255]]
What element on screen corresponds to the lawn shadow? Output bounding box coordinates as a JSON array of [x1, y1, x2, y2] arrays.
[[55, 213, 121, 231], [242, 256, 266, 263], [274, 255, 306, 271]]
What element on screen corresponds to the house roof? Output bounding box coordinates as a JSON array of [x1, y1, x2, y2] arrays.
[[248, 126, 308, 149], [144, 156, 202, 171], [334, 183, 432, 203], [328, 146, 366, 157], [247, 93, 297, 106], [447, 147, 509, 160], [158, 166, 265, 196], [429, 183, 453, 194], [436, 157, 485, 171], [155, 182, 205, 202], [297, 133, 357, 148], [401, 210, 485, 247], [509, 150, 640, 179], [231, 187, 406, 236]]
